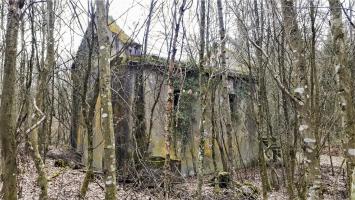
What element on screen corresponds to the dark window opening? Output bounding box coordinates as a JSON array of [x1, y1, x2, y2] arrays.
[[229, 93, 236, 113]]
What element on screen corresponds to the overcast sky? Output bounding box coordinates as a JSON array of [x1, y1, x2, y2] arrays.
[[59, 0, 152, 56], [54, 0, 355, 65], [56, 0, 203, 61]]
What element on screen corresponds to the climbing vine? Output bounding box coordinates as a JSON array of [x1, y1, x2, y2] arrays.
[[173, 73, 199, 153]]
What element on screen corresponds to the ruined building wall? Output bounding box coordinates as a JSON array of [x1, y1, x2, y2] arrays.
[[73, 58, 258, 174], [71, 20, 258, 172], [141, 68, 258, 175]]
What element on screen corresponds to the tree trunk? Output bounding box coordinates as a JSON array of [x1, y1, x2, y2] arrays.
[[28, 1, 55, 198], [253, 0, 271, 197], [143, 0, 156, 57], [278, 24, 296, 199], [211, 85, 218, 175], [216, 0, 235, 175], [29, 118, 48, 199], [80, 6, 99, 197], [281, 0, 321, 198], [328, 0, 355, 198], [37, 3, 47, 157], [163, 1, 187, 199], [80, 77, 99, 198], [197, 0, 207, 199], [43, 0, 54, 160], [96, 0, 117, 199], [0, 1, 25, 199]]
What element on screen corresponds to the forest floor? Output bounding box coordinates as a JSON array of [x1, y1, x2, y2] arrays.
[[10, 147, 347, 200]]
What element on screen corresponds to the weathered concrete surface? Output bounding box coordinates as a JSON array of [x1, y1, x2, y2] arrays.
[[111, 64, 136, 168], [75, 64, 258, 175], [141, 70, 258, 175], [72, 18, 258, 175], [75, 66, 258, 177], [79, 96, 104, 170], [71, 16, 260, 175]]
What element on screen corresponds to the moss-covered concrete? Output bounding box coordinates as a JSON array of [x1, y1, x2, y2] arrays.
[[73, 20, 258, 175]]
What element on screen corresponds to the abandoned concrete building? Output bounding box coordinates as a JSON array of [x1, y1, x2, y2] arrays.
[[70, 18, 258, 176]]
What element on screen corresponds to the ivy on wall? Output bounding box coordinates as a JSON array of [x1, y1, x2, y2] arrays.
[[173, 74, 199, 155]]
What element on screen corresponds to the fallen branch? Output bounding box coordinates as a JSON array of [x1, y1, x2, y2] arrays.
[[93, 178, 105, 190], [79, 169, 103, 175], [48, 168, 67, 181]]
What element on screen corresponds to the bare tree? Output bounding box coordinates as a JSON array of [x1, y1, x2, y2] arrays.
[[328, 0, 355, 198], [281, 0, 321, 198], [79, 2, 100, 198], [163, 0, 187, 199], [216, 0, 235, 176], [96, 0, 117, 199], [28, 0, 57, 198], [197, 0, 206, 199], [0, 0, 25, 199]]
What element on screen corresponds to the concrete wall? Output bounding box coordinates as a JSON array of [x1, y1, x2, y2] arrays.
[[141, 69, 258, 176], [111, 64, 136, 168], [143, 69, 170, 159], [76, 63, 258, 175]]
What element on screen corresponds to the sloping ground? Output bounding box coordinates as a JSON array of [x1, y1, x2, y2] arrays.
[[6, 150, 347, 199]]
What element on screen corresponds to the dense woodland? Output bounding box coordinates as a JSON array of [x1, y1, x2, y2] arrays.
[[0, 0, 355, 199]]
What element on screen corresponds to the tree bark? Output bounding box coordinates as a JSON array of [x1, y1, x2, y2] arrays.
[[143, 0, 156, 57], [197, 0, 207, 199], [278, 22, 296, 199], [253, 0, 271, 197], [28, 1, 55, 198], [216, 0, 235, 176], [163, 1, 187, 199], [281, 0, 321, 198], [80, 6, 99, 198], [96, 0, 117, 199], [328, 0, 355, 198], [0, 0, 25, 199], [44, 0, 55, 160]]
